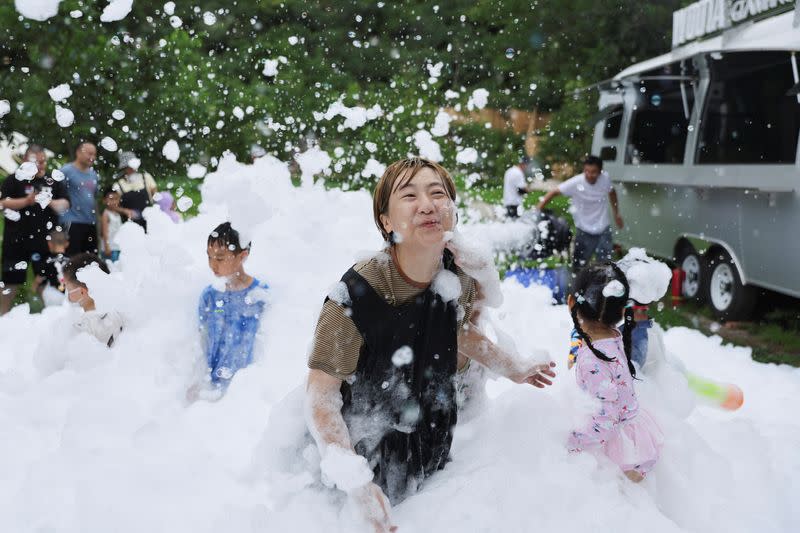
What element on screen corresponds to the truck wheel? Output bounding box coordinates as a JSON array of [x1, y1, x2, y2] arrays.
[[706, 248, 757, 320], [675, 244, 705, 303]]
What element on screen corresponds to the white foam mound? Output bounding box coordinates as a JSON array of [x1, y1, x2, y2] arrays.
[[617, 247, 672, 304], [100, 0, 134, 23], [0, 156, 797, 532], [15, 0, 62, 21]]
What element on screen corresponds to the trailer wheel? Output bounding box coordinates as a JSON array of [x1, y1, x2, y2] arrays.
[[706, 248, 757, 320], [675, 243, 705, 303]]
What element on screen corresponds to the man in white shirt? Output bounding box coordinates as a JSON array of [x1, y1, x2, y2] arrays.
[[537, 156, 624, 270], [502, 156, 532, 218]]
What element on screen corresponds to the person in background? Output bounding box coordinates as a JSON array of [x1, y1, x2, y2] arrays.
[[112, 151, 157, 229], [502, 155, 533, 219], [537, 155, 624, 271], [39, 228, 70, 307], [0, 144, 70, 314], [60, 140, 100, 256], [63, 253, 124, 348], [100, 188, 123, 262]]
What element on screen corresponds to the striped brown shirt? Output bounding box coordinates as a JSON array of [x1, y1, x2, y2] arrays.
[[308, 248, 477, 380]]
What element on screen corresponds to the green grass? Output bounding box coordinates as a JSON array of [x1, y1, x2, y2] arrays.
[[648, 297, 800, 367]]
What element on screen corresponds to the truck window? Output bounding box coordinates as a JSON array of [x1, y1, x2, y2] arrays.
[[625, 61, 696, 164], [697, 52, 800, 164]]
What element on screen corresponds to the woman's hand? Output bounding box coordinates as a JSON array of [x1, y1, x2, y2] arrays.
[[351, 482, 398, 533], [509, 361, 556, 388]]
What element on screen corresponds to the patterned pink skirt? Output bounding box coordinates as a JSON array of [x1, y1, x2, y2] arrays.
[[603, 408, 664, 476]]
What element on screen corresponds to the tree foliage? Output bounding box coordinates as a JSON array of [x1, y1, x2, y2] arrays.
[[0, 0, 680, 186]]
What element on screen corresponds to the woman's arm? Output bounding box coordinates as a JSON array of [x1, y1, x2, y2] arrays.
[[305, 369, 353, 452], [305, 369, 397, 533], [458, 321, 555, 387], [1, 191, 35, 211]]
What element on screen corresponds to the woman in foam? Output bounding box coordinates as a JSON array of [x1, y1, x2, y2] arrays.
[[566, 262, 664, 482], [304, 157, 556, 531]]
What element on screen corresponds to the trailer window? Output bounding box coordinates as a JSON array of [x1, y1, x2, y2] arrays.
[[697, 52, 800, 164], [604, 112, 622, 139], [625, 62, 696, 164]]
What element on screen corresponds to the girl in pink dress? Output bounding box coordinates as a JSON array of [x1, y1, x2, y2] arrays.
[[566, 263, 663, 482]]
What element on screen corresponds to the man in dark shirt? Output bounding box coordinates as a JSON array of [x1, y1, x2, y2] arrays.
[[0, 144, 70, 314]]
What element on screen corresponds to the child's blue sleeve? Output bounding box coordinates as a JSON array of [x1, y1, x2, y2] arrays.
[[198, 288, 212, 330]]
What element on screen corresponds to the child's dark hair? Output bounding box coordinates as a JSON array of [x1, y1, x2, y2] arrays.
[[570, 262, 637, 378], [63, 253, 110, 287], [208, 222, 250, 254], [47, 228, 69, 246], [102, 186, 119, 197]]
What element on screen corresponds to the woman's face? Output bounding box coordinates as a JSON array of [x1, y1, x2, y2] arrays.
[[380, 167, 456, 249]]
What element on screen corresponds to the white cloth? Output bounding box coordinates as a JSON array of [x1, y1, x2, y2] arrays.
[[502, 166, 526, 206], [105, 210, 123, 252], [558, 171, 614, 234], [112, 172, 156, 194], [74, 310, 124, 347]]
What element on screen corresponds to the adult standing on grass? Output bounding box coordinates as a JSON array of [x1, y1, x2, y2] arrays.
[[112, 151, 157, 230], [60, 141, 100, 255], [502, 155, 533, 219], [0, 145, 70, 314], [537, 155, 624, 270], [305, 157, 555, 532]]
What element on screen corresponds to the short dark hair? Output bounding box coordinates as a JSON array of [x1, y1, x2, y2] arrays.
[[208, 222, 250, 254], [102, 186, 119, 197], [583, 155, 603, 170], [47, 229, 69, 246], [63, 253, 110, 287], [24, 144, 46, 158], [74, 140, 96, 157]]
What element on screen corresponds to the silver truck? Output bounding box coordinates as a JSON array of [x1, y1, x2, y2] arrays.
[[591, 5, 800, 319]]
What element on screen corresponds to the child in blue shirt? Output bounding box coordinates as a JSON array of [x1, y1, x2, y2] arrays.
[[192, 222, 268, 398]]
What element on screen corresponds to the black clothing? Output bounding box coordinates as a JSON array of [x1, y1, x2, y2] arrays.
[[0, 173, 68, 247], [334, 251, 459, 504], [1, 240, 48, 284], [115, 176, 152, 229], [66, 222, 98, 256], [1, 173, 68, 284]]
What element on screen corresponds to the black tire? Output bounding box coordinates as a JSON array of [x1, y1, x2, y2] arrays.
[[675, 243, 706, 303], [705, 247, 757, 321]]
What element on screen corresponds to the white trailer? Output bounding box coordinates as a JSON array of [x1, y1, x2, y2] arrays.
[[591, 3, 800, 319]]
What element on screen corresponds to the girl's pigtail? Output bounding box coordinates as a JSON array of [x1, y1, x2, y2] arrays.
[[621, 305, 637, 379], [571, 303, 614, 363]]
